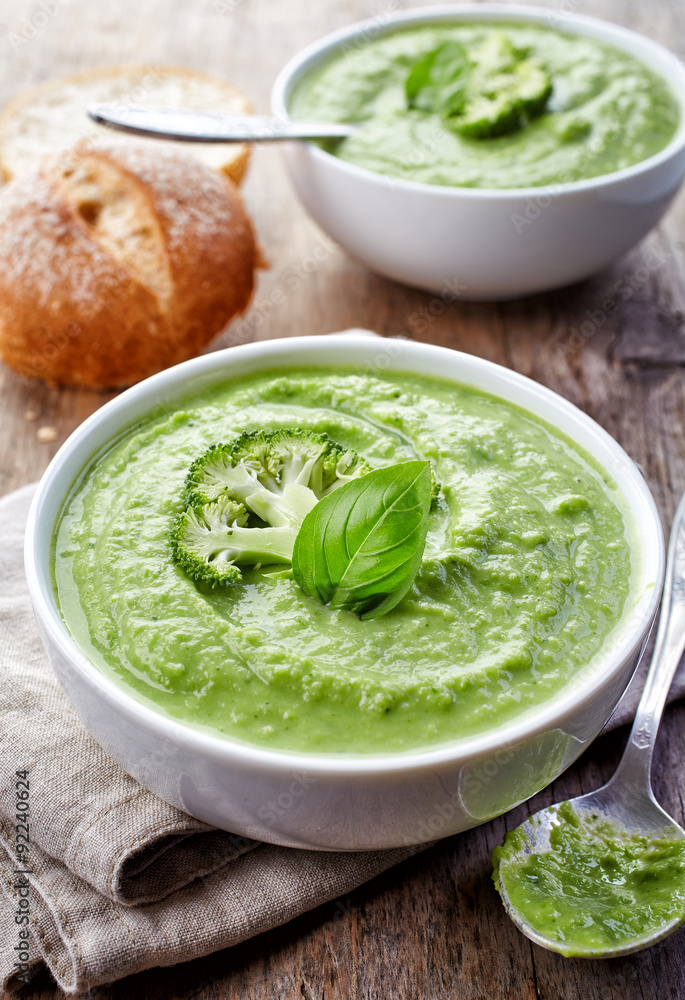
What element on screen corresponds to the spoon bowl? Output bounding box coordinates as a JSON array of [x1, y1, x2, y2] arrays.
[[497, 794, 685, 958], [494, 489, 685, 958]]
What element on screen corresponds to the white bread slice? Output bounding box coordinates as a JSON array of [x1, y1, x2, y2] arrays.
[[0, 66, 252, 184]]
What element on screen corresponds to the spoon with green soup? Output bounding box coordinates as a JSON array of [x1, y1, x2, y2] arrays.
[[493, 489, 685, 957]]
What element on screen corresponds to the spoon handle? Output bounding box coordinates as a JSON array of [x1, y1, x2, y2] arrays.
[[87, 104, 353, 142], [611, 489, 685, 793]]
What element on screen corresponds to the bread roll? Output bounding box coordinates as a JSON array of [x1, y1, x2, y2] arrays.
[[0, 144, 259, 388], [0, 66, 252, 185]]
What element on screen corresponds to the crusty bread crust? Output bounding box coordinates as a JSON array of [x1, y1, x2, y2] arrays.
[[0, 65, 252, 185], [0, 144, 259, 388]]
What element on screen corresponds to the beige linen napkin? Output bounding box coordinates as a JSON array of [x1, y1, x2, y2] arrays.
[[0, 483, 680, 994], [0, 485, 421, 994]]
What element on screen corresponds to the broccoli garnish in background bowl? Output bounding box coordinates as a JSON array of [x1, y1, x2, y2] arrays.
[[405, 32, 552, 140], [170, 429, 371, 588]]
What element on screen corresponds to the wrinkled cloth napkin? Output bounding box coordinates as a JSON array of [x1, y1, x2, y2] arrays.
[[0, 483, 682, 995], [0, 485, 421, 994]]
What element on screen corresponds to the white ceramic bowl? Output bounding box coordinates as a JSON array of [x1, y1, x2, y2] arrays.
[[272, 4, 685, 299], [25, 334, 664, 850]]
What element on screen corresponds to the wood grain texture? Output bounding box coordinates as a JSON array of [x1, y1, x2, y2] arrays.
[[2, 0, 685, 997]]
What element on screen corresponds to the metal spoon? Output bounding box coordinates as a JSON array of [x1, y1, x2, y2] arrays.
[[87, 104, 355, 143], [496, 488, 685, 957]]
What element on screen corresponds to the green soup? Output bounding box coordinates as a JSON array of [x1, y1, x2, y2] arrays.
[[53, 369, 635, 753], [290, 22, 679, 189], [493, 802, 685, 954]]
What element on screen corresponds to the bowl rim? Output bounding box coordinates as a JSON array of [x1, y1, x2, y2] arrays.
[[25, 334, 665, 776], [271, 1, 685, 199]]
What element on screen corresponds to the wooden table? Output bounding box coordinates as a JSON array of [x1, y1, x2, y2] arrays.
[[2, 0, 685, 996]]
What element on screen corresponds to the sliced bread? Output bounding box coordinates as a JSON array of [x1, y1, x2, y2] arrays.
[[0, 65, 252, 184]]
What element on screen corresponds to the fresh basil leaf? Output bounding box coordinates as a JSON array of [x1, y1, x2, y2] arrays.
[[406, 40, 470, 116], [292, 461, 432, 620]]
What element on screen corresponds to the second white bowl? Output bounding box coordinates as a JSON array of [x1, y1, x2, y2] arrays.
[[272, 4, 685, 299]]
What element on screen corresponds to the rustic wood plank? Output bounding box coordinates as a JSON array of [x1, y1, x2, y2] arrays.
[[3, 0, 685, 997]]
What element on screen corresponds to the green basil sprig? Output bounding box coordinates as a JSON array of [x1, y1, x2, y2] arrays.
[[406, 39, 470, 117], [292, 461, 431, 620]]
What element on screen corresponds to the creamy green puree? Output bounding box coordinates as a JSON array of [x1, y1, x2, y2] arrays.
[[54, 369, 634, 753], [290, 23, 679, 189], [493, 802, 685, 954]]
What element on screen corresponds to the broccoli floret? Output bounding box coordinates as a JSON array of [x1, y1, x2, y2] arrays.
[[186, 454, 319, 529], [172, 429, 371, 587], [170, 496, 296, 588], [437, 33, 552, 140], [185, 429, 369, 504], [453, 60, 552, 139]]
